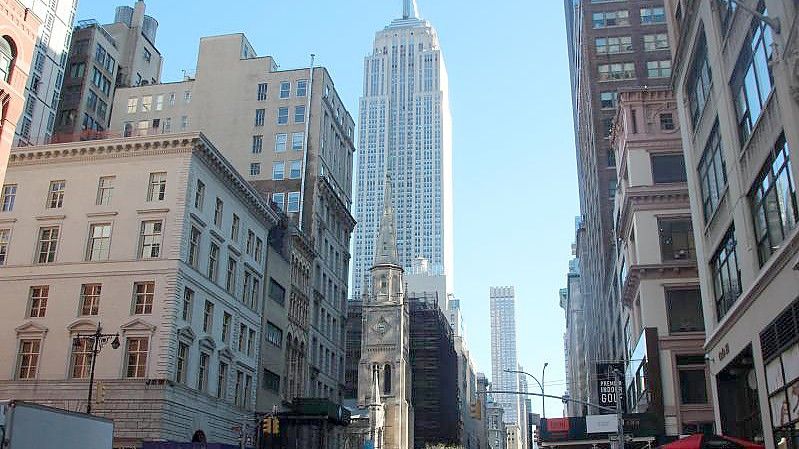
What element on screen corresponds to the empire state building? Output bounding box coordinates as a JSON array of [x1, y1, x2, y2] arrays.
[[352, 0, 454, 300]]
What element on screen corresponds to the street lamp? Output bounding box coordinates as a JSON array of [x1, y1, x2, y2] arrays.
[[505, 365, 548, 419], [73, 322, 120, 414]]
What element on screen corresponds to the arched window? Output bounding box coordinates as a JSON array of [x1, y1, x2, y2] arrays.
[[383, 363, 392, 394], [0, 37, 15, 83]]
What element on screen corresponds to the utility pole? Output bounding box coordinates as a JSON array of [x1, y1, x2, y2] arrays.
[[614, 369, 624, 449]]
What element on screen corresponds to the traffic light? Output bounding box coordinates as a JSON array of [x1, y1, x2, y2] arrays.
[[262, 417, 272, 435]]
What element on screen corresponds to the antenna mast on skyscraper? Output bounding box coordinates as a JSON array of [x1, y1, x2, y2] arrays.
[[403, 0, 419, 19]]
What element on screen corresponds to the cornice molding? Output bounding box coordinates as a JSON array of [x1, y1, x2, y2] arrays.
[[621, 262, 699, 306], [617, 185, 691, 236]]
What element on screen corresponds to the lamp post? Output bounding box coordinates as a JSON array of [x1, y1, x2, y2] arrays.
[[73, 322, 120, 414], [505, 365, 548, 419], [542, 363, 548, 419]]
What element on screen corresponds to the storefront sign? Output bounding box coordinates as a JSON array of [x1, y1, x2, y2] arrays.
[[596, 362, 625, 412], [586, 415, 617, 434]]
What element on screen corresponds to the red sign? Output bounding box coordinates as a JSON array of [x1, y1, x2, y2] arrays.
[[548, 418, 571, 432]]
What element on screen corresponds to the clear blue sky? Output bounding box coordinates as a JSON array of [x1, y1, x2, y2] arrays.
[[76, 0, 580, 417]]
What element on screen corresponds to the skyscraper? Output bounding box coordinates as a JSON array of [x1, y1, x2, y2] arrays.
[[490, 286, 521, 426], [352, 0, 454, 300]]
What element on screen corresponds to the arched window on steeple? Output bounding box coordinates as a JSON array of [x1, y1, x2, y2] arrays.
[[0, 36, 16, 83], [383, 363, 392, 394]]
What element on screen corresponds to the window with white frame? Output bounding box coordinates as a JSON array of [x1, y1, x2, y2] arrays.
[[209, 242, 220, 281], [254, 109, 265, 126], [595, 36, 632, 54], [600, 91, 617, 109], [1, 184, 16, 212], [17, 339, 41, 379], [292, 132, 304, 151], [28, 286, 48, 317], [214, 198, 224, 227], [226, 257, 237, 293], [176, 341, 188, 384], [96, 176, 114, 206], [296, 79, 308, 97], [182, 287, 194, 322], [592, 10, 629, 28], [36, 226, 59, 264], [198, 352, 210, 392], [189, 227, 201, 267], [70, 338, 91, 379], [250, 163, 261, 176], [147, 172, 166, 201], [640, 7, 665, 24], [195, 180, 205, 210], [125, 337, 148, 378], [275, 133, 288, 152], [279, 81, 290, 98], [203, 300, 214, 333], [643, 33, 669, 51], [294, 106, 306, 124], [139, 220, 163, 259], [127, 98, 138, 113], [257, 83, 268, 101], [252, 135, 263, 154], [133, 281, 155, 314], [287, 192, 300, 213], [273, 161, 285, 180], [598, 63, 635, 81], [217, 362, 229, 399], [272, 193, 285, 211], [86, 223, 112, 261], [647, 60, 671, 78], [231, 214, 240, 242], [289, 160, 302, 179], [80, 284, 102, 316], [0, 228, 9, 265], [222, 312, 232, 343], [47, 180, 65, 208], [277, 107, 288, 125]]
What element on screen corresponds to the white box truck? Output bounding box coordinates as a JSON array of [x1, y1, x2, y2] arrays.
[[0, 400, 113, 449]]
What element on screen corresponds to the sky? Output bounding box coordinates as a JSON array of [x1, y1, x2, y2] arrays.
[[75, 0, 580, 418]]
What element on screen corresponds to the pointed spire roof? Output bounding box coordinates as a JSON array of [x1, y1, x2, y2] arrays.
[[371, 367, 382, 406], [372, 174, 400, 269], [403, 0, 419, 19]]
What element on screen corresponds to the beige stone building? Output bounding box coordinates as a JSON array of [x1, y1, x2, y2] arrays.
[[0, 132, 282, 447], [665, 1, 799, 447], [108, 32, 356, 404], [612, 88, 714, 435]]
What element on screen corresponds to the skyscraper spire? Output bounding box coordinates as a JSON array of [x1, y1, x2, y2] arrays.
[[373, 175, 400, 268], [402, 0, 419, 19]]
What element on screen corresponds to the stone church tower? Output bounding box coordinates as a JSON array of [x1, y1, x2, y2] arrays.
[[358, 175, 413, 449]]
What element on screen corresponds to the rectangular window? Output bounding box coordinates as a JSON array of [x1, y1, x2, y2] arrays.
[[47, 180, 65, 208], [37, 226, 59, 264], [592, 10, 629, 28], [296, 79, 308, 97], [749, 133, 798, 265], [28, 286, 48, 317], [176, 341, 188, 384], [133, 281, 155, 314], [294, 106, 306, 123], [272, 193, 285, 211], [0, 229, 10, 265], [712, 227, 742, 320], [289, 160, 302, 179], [292, 132, 304, 151], [86, 223, 112, 261], [70, 338, 91, 379], [257, 83, 268, 101], [195, 180, 205, 210], [275, 133, 288, 152], [238, 324, 247, 352], [247, 329, 255, 356], [125, 337, 148, 378], [181, 116, 189, 130], [598, 63, 636, 81], [141, 96, 152, 112], [147, 172, 167, 201], [254, 109, 265, 126], [127, 98, 138, 113], [226, 258, 237, 293], [231, 214, 240, 242], [96, 176, 114, 206], [250, 163, 261, 176], [659, 218, 695, 261], [268, 279, 286, 306], [647, 60, 671, 78], [677, 355, 708, 404], [208, 243, 220, 282], [652, 154, 687, 183], [203, 300, 214, 333], [272, 162, 285, 180], [660, 113, 675, 131], [79, 284, 102, 316], [244, 374, 253, 407], [255, 237, 263, 263], [182, 287, 194, 322], [243, 271, 253, 307], [277, 107, 288, 125], [184, 91, 192, 104], [155, 94, 163, 111], [266, 322, 283, 347], [222, 312, 232, 343], [1, 184, 16, 212], [643, 33, 669, 51], [732, 9, 774, 144], [279, 81, 290, 98], [640, 7, 666, 24], [198, 352, 210, 392], [699, 123, 728, 220], [246, 230, 255, 256], [252, 135, 263, 154], [214, 198, 224, 226], [595, 36, 632, 54], [17, 339, 41, 379], [287, 192, 300, 213], [217, 362, 228, 399], [168, 92, 176, 106], [189, 227, 201, 267], [139, 220, 163, 259], [667, 289, 705, 333], [263, 369, 280, 393]]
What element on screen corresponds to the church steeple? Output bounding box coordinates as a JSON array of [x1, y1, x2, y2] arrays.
[[372, 175, 400, 269], [402, 0, 419, 19]]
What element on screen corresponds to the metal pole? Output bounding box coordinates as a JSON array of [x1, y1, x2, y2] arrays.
[[614, 369, 624, 449], [85, 323, 101, 414], [542, 363, 548, 419]]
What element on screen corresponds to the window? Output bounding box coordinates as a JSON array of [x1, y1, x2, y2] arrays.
[[712, 227, 742, 319], [659, 218, 695, 261], [168, 92, 176, 106], [222, 312, 232, 343], [272, 193, 285, 211], [202, 300, 214, 333], [37, 226, 59, 264], [660, 113, 675, 130], [47, 181, 65, 208], [86, 223, 112, 261], [279, 81, 290, 98], [231, 214, 240, 242], [263, 369, 280, 393], [257, 83, 268, 101], [155, 94, 163, 111], [643, 33, 669, 51], [266, 322, 283, 347], [275, 133, 287, 152], [247, 329, 255, 356], [28, 286, 48, 317], [182, 288, 194, 322], [272, 162, 285, 180], [195, 180, 205, 210], [70, 338, 91, 379], [593, 10, 629, 28], [147, 172, 167, 201], [243, 271, 253, 306], [217, 362, 229, 399], [296, 79, 308, 97], [78, 283, 102, 316], [139, 220, 163, 259], [250, 163, 261, 176], [275, 107, 290, 126], [598, 63, 635, 81], [640, 7, 665, 24], [0, 229, 10, 265], [184, 90, 192, 104], [749, 134, 798, 265], [677, 355, 708, 404], [214, 198, 224, 226], [86, 90, 98, 112], [596, 36, 632, 54], [699, 124, 728, 220], [246, 230, 255, 256], [667, 290, 705, 333], [208, 243, 220, 281], [600, 92, 617, 110], [732, 9, 774, 144], [238, 324, 247, 352], [255, 238, 263, 263], [384, 364, 392, 394], [189, 227, 201, 267], [287, 192, 300, 213], [1, 184, 16, 211], [289, 160, 302, 179], [294, 106, 306, 123], [141, 96, 152, 112], [226, 258, 237, 293], [181, 116, 189, 130], [127, 98, 138, 113], [254, 109, 265, 126], [198, 352, 210, 392], [652, 154, 687, 183], [252, 135, 263, 154], [70, 62, 85, 79], [133, 281, 155, 314], [176, 341, 188, 384], [125, 337, 148, 378], [17, 339, 41, 379], [647, 60, 671, 78], [292, 132, 304, 151], [96, 176, 114, 205]]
